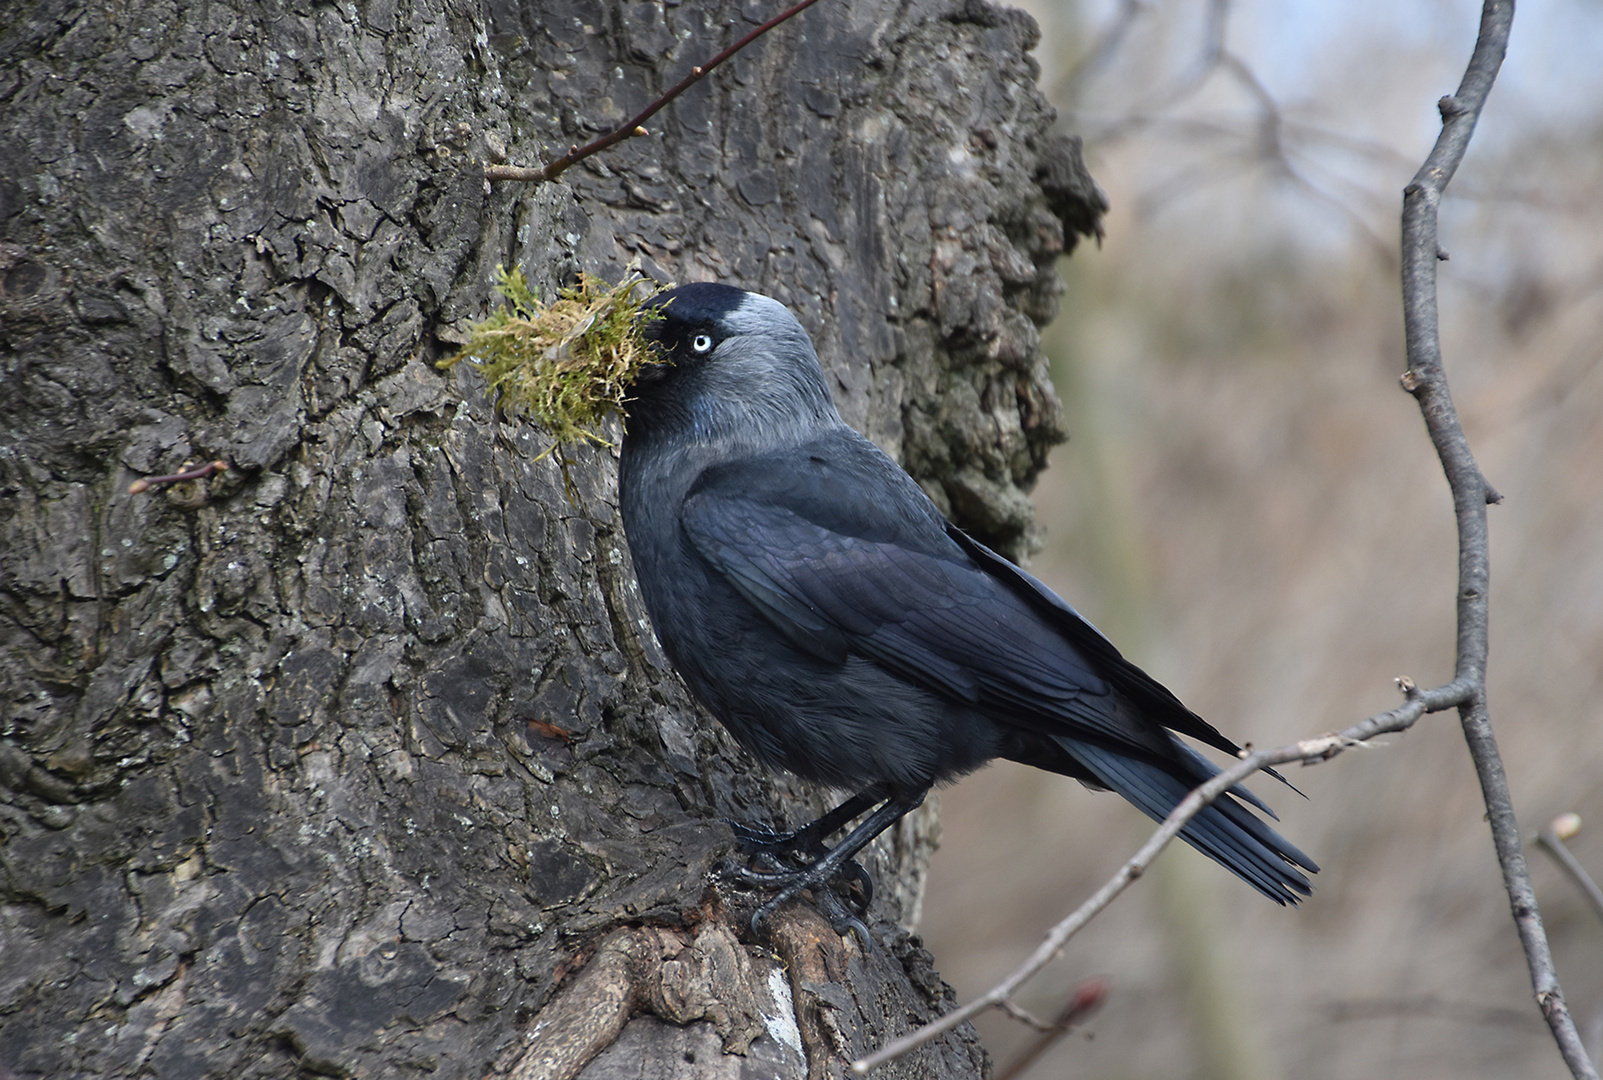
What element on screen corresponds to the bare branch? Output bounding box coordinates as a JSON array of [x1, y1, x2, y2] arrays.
[[850, 683, 1462, 1074], [1072, 9, 1396, 262], [997, 998, 1051, 1032], [485, 0, 825, 185], [1399, 3, 1596, 1077]]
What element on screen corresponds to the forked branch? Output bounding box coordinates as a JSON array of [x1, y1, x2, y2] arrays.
[[1400, 4, 1596, 1076], [851, 682, 1461, 1074]]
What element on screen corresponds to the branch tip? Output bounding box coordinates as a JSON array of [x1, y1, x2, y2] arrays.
[[1071, 978, 1110, 1012], [1548, 813, 1582, 841]]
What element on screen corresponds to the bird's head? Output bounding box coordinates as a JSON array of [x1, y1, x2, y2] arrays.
[[627, 283, 842, 447]]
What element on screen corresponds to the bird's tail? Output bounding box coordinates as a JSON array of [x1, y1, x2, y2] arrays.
[[1054, 735, 1318, 904]]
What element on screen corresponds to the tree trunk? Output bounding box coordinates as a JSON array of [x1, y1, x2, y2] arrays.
[[0, 0, 1102, 1076]]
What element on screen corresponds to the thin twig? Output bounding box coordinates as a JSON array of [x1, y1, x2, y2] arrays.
[[485, 0, 825, 184], [1536, 816, 1603, 929], [850, 684, 1464, 1074], [993, 979, 1109, 1080], [1398, 3, 1595, 1077], [997, 998, 1051, 1031], [127, 460, 229, 495]]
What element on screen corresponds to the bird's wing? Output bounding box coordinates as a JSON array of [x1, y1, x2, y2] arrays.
[[680, 453, 1162, 756], [946, 528, 1257, 755]]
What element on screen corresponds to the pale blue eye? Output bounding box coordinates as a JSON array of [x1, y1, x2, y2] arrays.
[[692, 333, 714, 353]]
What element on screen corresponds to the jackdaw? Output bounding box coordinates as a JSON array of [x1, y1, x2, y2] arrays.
[[618, 282, 1316, 932]]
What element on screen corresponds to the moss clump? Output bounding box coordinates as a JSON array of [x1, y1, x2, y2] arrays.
[[439, 268, 663, 450]]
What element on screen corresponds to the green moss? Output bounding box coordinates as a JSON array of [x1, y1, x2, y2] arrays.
[[439, 268, 663, 452]]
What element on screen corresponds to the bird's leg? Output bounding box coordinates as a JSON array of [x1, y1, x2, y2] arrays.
[[725, 786, 885, 907], [727, 787, 883, 864], [748, 787, 927, 938]]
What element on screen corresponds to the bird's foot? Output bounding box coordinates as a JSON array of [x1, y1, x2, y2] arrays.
[[745, 856, 874, 949], [727, 817, 878, 897], [723, 854, 874, 909], [719, 789, 919, 948], [722, 818, 875, 905], [720, 818, 875, 945]]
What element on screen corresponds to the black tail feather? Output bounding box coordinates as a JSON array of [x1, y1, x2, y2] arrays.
[[1053, 735, 1318, 904]]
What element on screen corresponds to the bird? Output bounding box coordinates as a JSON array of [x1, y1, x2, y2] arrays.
[[617, 281, 1316, 934]]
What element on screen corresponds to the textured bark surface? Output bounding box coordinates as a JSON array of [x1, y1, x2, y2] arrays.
[[0, 0, 1102, 1076]]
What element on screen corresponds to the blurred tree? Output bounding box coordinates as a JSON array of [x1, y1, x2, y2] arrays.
[[926, 3, 1603, 1079]]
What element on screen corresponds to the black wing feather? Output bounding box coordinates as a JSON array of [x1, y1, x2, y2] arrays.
[[683, 489, 1173, 755]]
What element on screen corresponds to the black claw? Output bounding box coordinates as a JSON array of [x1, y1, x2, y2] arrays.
[[843, 858, 873, 908], [745, 875, 874, 947], [749, 901, 775, 936], [816, 887, 875, 949]]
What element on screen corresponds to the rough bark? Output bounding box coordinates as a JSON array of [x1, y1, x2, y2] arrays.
[[0, 0, 1103, 1077]]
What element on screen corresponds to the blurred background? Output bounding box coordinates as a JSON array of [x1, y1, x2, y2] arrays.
[[916, 1, 1603, 1077]]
